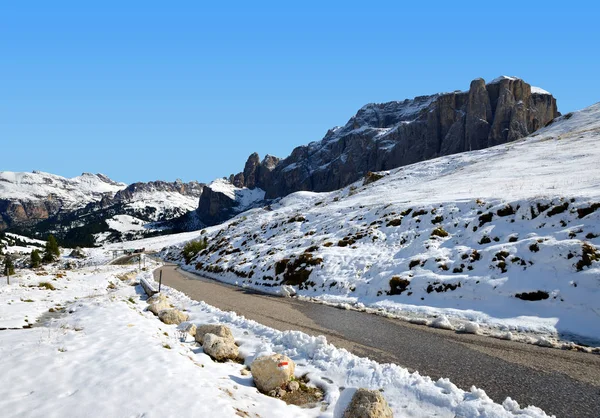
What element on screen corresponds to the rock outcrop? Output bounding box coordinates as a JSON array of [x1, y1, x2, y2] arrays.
[[196, 184, 239, 226], [195, 76, 558, 227], [260, 76, 557, 199], [195, 179, 266, 226]]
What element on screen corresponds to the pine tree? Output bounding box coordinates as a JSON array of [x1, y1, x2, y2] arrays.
[[30, 249, 42, 268], [3, 255, 15, 276], [43, 234, 60, 263]]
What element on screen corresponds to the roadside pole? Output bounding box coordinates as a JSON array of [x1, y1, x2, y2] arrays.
[[159, 270, 162, 293]]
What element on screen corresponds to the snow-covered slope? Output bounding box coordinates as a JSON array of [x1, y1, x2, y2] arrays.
[[0, 171, 125, 205], [164, 102, 600, 347], [0, 232, 45, 255]]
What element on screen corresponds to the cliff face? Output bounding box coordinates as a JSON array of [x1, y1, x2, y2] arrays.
[[255, 76, 558, 199], [203, 77, 558, 220], [195, 179, 266, 226]]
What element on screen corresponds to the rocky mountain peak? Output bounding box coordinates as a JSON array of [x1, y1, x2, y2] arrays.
[[195, 76, 558, 227]]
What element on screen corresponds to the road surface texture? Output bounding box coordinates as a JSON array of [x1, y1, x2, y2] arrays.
[[154, 264, 600, 417]]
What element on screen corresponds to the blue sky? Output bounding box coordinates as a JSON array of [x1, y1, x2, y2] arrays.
[[1, 1, 598, 184]]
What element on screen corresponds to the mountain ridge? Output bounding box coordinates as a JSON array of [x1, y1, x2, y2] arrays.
[[0, 171, 204, 246], [196, 76, 558, 226]]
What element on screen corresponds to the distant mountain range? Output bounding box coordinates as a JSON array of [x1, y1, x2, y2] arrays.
[[0, 171, 203, 246], [0, 76, 559, 246]]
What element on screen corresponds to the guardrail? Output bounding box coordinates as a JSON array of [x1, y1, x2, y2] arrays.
[[140, 277, 158, 297]]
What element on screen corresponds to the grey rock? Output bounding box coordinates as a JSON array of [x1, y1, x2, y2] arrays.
[[232, 172, 245, 188], [68, 247, 86, 259], [196, 185, 240, 226], [287, 380, 300, 392], [243, 153, 261, 189]]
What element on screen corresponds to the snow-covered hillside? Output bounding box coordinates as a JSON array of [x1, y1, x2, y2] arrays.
[[0, 232, 45, 255], [165, 103, 600, 347], [0, 171, 203, 246], [0, 171, 125, 207]]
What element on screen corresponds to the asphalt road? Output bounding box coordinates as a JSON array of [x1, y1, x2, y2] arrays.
[[155, 264, 600, 418]]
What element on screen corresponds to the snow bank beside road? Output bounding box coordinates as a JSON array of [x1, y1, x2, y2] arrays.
[[0, 262, 549, 417]]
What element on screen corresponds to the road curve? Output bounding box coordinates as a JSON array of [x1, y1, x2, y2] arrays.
[[154, 264, 600, 418]]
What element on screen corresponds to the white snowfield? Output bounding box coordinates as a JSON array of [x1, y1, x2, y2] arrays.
[[161, 102, 600, 348], [0, 258, 549, 417], [0, 171, 126, 209]]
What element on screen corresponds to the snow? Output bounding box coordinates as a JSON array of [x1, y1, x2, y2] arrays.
[[531, 86, 551, 95], [207, 178, 266, 209], [159, 102, 600, 348], [125, 190, 199, 216], [105, 214, 148, 232], [487, 76, 551, 95], [0, 259, 550, 417], [1, 233, 45, 255], [208, 178, 238, 200], [489, 75, 521, 84], [6, 233, 45, 246]]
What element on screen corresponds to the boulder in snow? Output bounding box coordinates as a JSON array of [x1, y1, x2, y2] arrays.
[[202, 333, 239, 362], [147, 294, 171, 316], [337, 388, 393, 418], [250, 354, 296, 393], [158, 309, 189, 325], [195, 324, 234, 344]]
